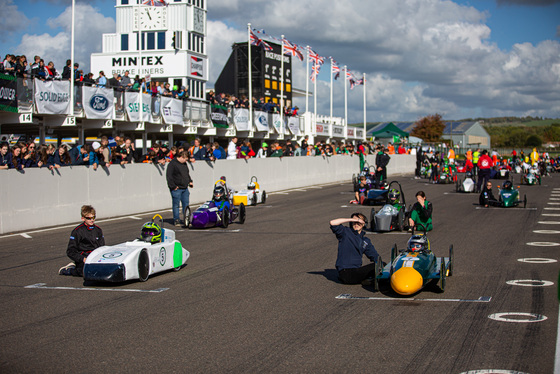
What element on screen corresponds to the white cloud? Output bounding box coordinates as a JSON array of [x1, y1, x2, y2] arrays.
[[16, 3, 114, 73], [0, 0, 31, 43], [207, 0, 560, 121]]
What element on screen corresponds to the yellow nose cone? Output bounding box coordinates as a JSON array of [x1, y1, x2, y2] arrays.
[[391, 267, 423, 295]]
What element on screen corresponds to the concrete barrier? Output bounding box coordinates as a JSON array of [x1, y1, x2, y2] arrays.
[[0, 154, 415, 234]]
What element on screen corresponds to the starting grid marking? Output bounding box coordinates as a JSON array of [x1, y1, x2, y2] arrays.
[[335, 294, 492, 303], [475, 207, 537, 211], [25, 283, 169, 293]]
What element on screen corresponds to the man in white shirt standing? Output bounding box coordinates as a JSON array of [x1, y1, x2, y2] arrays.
[[227, 137, 238, 160]]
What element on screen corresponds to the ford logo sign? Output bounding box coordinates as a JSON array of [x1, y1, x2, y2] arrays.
[[90, 94, 109, 112]]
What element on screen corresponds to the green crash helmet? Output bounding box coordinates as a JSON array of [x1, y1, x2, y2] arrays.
[[141, 222, 162, 244]]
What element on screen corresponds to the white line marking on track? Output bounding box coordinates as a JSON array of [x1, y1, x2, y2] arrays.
[[545, 208, 560, 210], [335, 294, 492, 303], [475, 207, 537, 210], [518, 258, 558, 263], [549, 203, 560, 205], [538, 221, 560, 224], [533, 230, 560, 234], [526, 242, 560, 246], [129, 216, 142, 220], [506, 279, 554, 287], [460, 370, 529, 374], [25, 283, 169, 293], [555, 304, 560, 374], [488, 312, 547, 323], [20, 233, 31, 238], [306, 186, 323, 189], [550, 198, 560, 201], [269, 192, 289, 195], [542, 214, 560, 217]]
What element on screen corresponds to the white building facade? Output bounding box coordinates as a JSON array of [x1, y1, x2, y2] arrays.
[[91, 0, 208, 100]]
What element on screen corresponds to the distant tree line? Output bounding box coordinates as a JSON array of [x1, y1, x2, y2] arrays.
[[485, 123, 560, 148]]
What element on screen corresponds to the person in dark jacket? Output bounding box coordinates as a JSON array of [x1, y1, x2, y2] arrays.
[[59, 205, 105, 277], [68, 144, 90, 165], [166, 151, 193, 227], [375, 147, 390, 184], [479, 181, 498, 207], [330, 213, 380, 285]]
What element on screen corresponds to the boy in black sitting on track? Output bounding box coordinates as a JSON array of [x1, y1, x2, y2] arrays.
[[59, 205, 105, 277]]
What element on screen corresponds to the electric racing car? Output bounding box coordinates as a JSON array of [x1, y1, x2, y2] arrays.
[[370, 181, 409, 232], [372, 225, 453, 295], [497, 180, 527, 208], [232, 176, 267, 206], [520, 166, 541, 185], [455, 172, 476, 193], [83, 215, 190, 283], [186, 181, 246, 229]]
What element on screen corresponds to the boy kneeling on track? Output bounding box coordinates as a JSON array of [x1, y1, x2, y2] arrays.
[[59, 205, 105, 277]]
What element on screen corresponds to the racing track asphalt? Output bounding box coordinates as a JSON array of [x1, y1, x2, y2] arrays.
[[0, 173, 558, 373]]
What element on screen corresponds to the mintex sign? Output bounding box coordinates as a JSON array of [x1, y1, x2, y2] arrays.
[[91, 52, 207, 80]]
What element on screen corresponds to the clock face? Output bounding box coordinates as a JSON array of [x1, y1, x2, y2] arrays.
[[139, 6, 167, 31], [193, 8, 204, 34]]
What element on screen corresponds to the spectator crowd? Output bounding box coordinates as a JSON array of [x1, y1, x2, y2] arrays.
[[0, 135, 398, 172]]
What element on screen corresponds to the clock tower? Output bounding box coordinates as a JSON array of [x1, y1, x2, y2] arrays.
[[91, 0, 207, 100]]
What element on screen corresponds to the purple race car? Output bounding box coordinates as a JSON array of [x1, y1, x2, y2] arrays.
[[185, 200, 246, 229]]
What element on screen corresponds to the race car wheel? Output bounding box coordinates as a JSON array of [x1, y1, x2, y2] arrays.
[[370, 208, 376, 232], [138, 249, 150, 282], [448, 245, 454, 276], [238, 203, 246, 224], [440, 258, 446, 292], [251, 194, 257, 206], [262, 191, 266, 204], [183, 206, 191, 228], [222, 210, 229, 228], [523, 194, 527, 209], [396, 209, 404, 231]]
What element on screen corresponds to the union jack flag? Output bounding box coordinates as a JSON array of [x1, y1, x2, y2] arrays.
[[351, 78, 364, 90], [282, 38, 303, 61], [250, 29, 272, 51], [142, 0, 167, 6], [308, 48, 324, 66], [331, 60, 340, 80], [310, 63, 321, 82]]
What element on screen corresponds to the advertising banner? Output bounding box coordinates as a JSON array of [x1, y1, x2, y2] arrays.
[[34, 79, 70, 115], [315, 123, 330, 136], [125, 92, 153, 122], [332, 125, 345, 138], [211, 103, 229, 128], [270, 113, 284, 134], [233, 108, 250, 131], [254, 111, 269, 132], [161, 97, 184, 125], [82, 86, 114, 119], [287, 117, 300, 135], [0, 74, 17, 113]]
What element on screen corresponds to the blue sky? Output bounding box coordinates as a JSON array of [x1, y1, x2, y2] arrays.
[[2, 0, 560, 121]]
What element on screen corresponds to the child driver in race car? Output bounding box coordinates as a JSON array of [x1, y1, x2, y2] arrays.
[[350, 176, 370, 204], [330, 213, 380, 285], [59, 205, 105, 277]]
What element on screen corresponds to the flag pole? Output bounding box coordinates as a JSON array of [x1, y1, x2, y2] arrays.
[[70, 0, 75, 116], [137, 1, 144, 150], [313, 60, 317, 132], [330, 58, 333, 123], [344, 65, 348, 130], [363, 73, 366, 141], [305, 45, 309, 116], [248, 23, 253, 134], [280, 34, 284, 137]]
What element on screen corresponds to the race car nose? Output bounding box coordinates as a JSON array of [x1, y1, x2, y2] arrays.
[[390, 267, 423, 295]]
